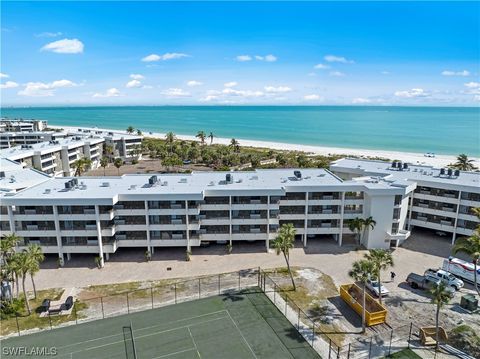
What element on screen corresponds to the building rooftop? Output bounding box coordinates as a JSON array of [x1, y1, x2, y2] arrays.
[[0, 135, 104, 160], [66, 127, 142, 141], [331, 158, 480, 191], [0, 158, 50, 194]]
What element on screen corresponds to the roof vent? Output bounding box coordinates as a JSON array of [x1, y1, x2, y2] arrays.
[[44, 189, 51, 194], [294, 170, 302, 179], [454, 169, 460, 177], [250, 175, 259, 180], [440, 168, 445, 176], [447, 168, 453, 177], [0, 171, 5, 179], [179, 178, 187, 183], [101, 182, 110, 187], [208, 181, 215, 186], [161, 181, 168, 186], [148, 175, 158, 185], [236, 179, 243, 183], [129, 185, 137, 190], [226, 173, 233, 183]]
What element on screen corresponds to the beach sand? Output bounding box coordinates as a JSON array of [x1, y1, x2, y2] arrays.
[[57, 125, 479, 168]]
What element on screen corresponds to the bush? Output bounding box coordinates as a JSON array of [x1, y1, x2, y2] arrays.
[[0, 298, 25, 319], [448, 325, 480, 358]]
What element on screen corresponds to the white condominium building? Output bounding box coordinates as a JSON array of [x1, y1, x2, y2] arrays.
[[0, 131, 67, 149], [0, 168, 414, 266], [0, 136, 104, 176], [330, 158, 480, 243], [0, 119, 48, 133]]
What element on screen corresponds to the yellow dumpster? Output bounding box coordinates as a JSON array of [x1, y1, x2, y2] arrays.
[[340, 284, 387, 326]]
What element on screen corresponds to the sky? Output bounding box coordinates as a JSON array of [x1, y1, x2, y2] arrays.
[[1, 1, 479, 106]]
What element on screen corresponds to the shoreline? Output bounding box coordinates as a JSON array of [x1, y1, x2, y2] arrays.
[[56, 125, 479, 168]]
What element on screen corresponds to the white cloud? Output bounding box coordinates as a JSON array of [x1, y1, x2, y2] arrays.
[[224, 81, 238, 88], [161, 88, 190, 97], [126, 79, 142, 88], [441, 70, 470, 77], [187, 80, 203, 87], [0, 73, 9, 78], [264, 86, 292, 93], [222, 88, 264, 97], [35, 32, 62, 38], [394, 88, 429, 98], [236, 55, 252, 62], [381, 71, 390, 75], [264, 54, 277, 62], [129, 74, 145, 80], [324, 55, 354, 64], [307, 72, 317, 77], [18, 79, 77, 97], [314, 64, 330, 70], [93, 88, 121, 98], [141, 53, 189, 62], [352, 97, 372, 104], [329, 71, 345, 77], [304, 94, 322, 101], [464, 82, 480, 89], [199, 95, 219, 102], [41, 38, 84, 54], [0, 81, 19, 89]]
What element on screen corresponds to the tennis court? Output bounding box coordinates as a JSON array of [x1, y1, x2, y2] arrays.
[[1, 288, 320, 359]]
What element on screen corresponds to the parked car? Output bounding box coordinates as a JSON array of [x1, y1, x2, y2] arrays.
[[64, 296, 74, 310], [366, 279, 389, 297], [40, 299, 51, 312], [406, 273, 455, 297], [424, 269, 464, 290]]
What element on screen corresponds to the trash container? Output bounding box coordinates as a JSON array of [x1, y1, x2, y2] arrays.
[[460, 294, 478, 311]]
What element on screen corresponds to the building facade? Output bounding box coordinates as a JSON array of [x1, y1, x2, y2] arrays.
[[330, 158, 480, 244], [0, 168, 413, 266]]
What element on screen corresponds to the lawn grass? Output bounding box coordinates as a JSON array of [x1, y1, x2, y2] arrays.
[[385, 348, 422, 358], [1, 289, 88, 337]]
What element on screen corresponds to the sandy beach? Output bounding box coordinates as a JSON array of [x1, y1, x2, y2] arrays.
[[57, 125, 479, 168]]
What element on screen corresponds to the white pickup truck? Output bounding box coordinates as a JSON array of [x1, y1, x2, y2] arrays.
[[424, 269, 464, 291], [442, 256, 480, 285]]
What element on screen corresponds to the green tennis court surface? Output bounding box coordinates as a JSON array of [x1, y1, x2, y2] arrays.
[[1, 288, 320, 359]]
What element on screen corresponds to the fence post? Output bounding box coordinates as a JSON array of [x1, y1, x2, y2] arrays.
[[257, 267, 260, 287], [328, 338, 332, 359], [101, 297, 105, 319], [150, 286, 154, 309], [174, 283, 177, 304], [297, 307, 300, 329], [126, 292, 130, 314], [347, 343, 351, 359], [274, 283, 276, 304], [74, 303, 78, 324], [218, 274, 221, 294], [15, 313, 20, 336], [337, 344, 341, 359], [238, 271, 241, 290], [408, 322, 413, 349], [311, 321, 315, 347], [285, 295, 288, 316], [368, 337, 372, 358], [48, 311, 52, 330], [388, 329, 393, 355], [198, 278, 201, 298]]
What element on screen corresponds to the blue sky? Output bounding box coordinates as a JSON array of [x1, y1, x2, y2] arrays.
[[1, 1, 479, 106]]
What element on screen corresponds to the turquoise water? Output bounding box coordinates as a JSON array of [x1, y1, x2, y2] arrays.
[[1, 106, 479, 156]]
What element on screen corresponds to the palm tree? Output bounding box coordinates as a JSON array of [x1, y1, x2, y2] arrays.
[[17, 252, 32, 314], [208, 132, 215, 145], [1, 234, 20, 300], [136, 129, 142, 136], [25, 244, 44, 299], [196, 131, 206, 145], [364, 249, 394, 304], [361, 217, 377, 245], [126, 126, 135, 134], [471, 207, 480, 220], [1, 233, 19, 262], [113, 158, 123, 175], [430, 282, 451, 350], [230, 138, 240, 153], [100, 157, 109, 176], [165, 132, 176, 153], [348, 218, 363, 245], [72, 157, 92, 176], [348, 259, 375, 333], [451, 154, 477, 171], [272, 223, 297, 290], [452, 233, 480, 296], [104, 144, 115, 159]]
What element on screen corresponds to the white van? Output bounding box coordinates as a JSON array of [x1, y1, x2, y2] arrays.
[[442, 256, 480, 285]]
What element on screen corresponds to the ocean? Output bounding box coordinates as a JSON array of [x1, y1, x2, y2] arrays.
[[1, 106, 479, 156]]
